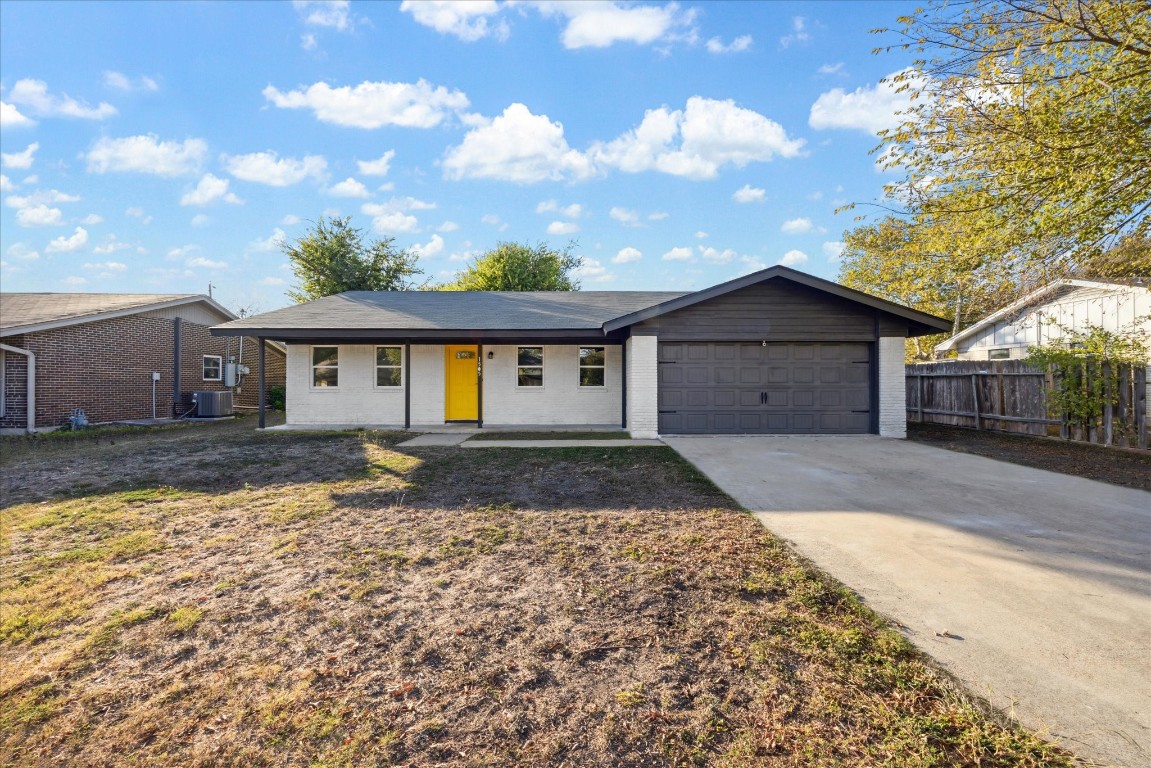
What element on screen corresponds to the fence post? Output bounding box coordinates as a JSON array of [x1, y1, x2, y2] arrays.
[[971, 373, 982, 431], [917, 373, 925, 423], [1137, 366, 1148, 450]]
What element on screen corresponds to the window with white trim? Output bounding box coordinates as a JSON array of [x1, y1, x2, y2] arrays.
[[517, 347, 543, 387], [988, 348, 1011, 360], [203, 355, 222, 381], [312, 346, 339, 387], [376, 346, 403, 387], [578, 347, 605, 387]]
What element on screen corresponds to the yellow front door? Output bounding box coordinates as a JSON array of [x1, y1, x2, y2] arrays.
[[444, 345, 479, 421]]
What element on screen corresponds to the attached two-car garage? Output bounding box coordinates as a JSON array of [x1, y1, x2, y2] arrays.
[[657, 341, 872, 434]]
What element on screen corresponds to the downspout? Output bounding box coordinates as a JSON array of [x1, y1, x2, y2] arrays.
[[258, 337, 266, 429], [620, 339, 627, 430], [0, 343, 35, 434], [404, 340, 411, 429], [477, 343, 484, 429]]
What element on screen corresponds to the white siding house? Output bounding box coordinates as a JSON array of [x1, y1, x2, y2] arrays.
[[214, 267, 952, 437], [935, 280, 1150, 361]]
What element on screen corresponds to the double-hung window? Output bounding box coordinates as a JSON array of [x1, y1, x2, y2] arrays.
[[312, 346, 339, 387], [578, 347, 605, 387], [376, 346, 403, 387], [517, 347, 543, 387], [202, 355, 222, 381]]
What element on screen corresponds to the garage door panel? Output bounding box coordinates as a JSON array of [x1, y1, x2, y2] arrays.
[[658, 341, 872, 434]]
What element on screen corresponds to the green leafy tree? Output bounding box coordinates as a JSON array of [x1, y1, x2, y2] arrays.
[[1074, 233, 1151, 280], [284, 216, 424, 302], [837, 213, 1022, 360], [442, 241, 582, 291], [871, 0, 1151, 271]]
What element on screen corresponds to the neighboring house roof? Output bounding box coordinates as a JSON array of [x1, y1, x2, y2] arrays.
[[0, 293, 236, 337], [213, 266, 952, 341], [933, 279, 1147, 354]]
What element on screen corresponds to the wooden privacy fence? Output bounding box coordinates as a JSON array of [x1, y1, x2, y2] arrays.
[[906, 359, 1148, 449]]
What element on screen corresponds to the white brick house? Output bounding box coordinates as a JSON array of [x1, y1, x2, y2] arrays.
[[213, 267, 949, 438]]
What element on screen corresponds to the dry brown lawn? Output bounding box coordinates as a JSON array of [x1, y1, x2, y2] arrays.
[[1, 419, 1074, 767]]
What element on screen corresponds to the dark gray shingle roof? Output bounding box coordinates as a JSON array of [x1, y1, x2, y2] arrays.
[[0, 293, 231, 336], [214, 290, 688, 333]]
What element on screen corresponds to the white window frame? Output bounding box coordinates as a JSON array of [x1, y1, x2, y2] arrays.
[[202, 355, 223, 381], [375, 345, 403, 389], [516, 346, 544, 388], [988, 348, 1011, 360], [311, 345, 340, 389], [578, 346, 606, 388]]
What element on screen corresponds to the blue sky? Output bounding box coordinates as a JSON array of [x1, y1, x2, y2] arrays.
[[0, 0, 920, 313]]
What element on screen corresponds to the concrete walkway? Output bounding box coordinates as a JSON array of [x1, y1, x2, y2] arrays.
[[664, 434, 1151, 768], [462, 439, 663, 448]]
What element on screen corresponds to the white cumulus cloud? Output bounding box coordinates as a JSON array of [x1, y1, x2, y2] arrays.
[[1, 101, 36, 128], [609, 207, 640, 226], [591, 97, 804, 180], [547, 220, 579, 235], [411, 233, 445, 259], [15, 204, 62, 227], [0, 174, 12, 192], [545, 2, 697, 50], [399, 0, 505, 42], [249, 228, 286, 252], [88, 135, 206, 176], [103, 71, 159, 92], [442, 103, 593, 183], [327, 177, 370, 198], [180, 173, 242, 206], [779, 16, 810, 48], [662, 246, 693, 262], [732, 185, 765, 203], [223, 151, 327, 186], [612, 246, 642, 264], [2, 143, 39, 169], [294, 0, 352, 30], [706, 35, 752, 53], [357, 150, 395, 176], [536, 199, 582, 218], [6, 188, 80, 208], [573, 257, 614, 283], [7, 78, 116, 119], [187, 256, 228, 269], [780, 249, 808, 266], [361, 196, 435, 234], [781, 217, 813, 234], [263, 79, 469, 129], [809, 69, 921, 134], [823, 241, 846, 260], [699, 246, 737, 264], [45, 226, 89, 253]]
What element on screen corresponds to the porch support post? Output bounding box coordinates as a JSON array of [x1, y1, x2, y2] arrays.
[[404, 341, 411, 429], [0, 343, 36, 433], [477, 343, 484, 428], [620, 340, 627, 429], [258, 337, 266, 429]]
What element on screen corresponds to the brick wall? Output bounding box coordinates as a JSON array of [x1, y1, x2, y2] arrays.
[[878, 336, 907, 438], [0, 315, 286, 430], [626, 335, 659, 439]]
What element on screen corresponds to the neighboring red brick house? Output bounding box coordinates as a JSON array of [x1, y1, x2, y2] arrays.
[[0, 293, 286, 433]]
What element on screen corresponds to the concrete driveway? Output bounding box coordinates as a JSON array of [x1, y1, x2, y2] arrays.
[[664, 435, 1150, 768]]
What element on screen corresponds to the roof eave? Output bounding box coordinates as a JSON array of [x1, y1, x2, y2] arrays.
[[0, 294, 235, 338]]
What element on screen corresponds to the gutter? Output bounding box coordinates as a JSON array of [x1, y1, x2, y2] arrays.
[[0, 342, 36, 433]]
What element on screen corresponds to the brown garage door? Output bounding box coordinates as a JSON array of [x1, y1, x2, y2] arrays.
[[658, 342, 872, 434]]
